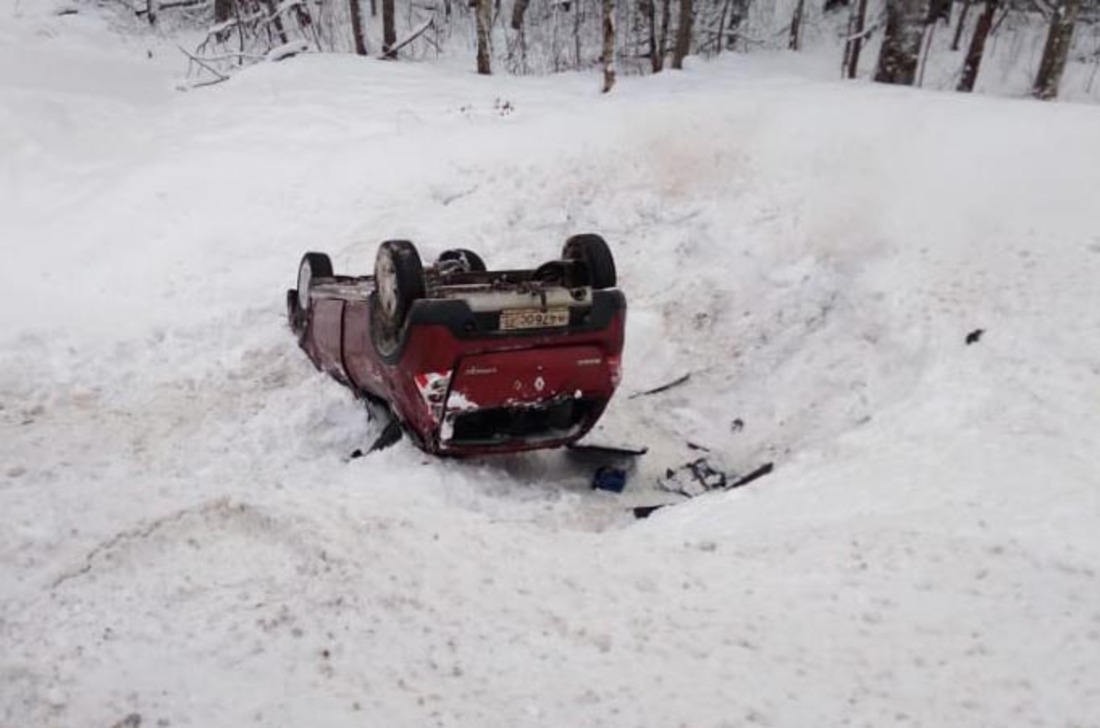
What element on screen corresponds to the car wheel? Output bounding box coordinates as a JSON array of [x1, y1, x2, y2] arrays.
[[438, 248, 487, 272], [297, 252, 333, 312], [286, 289, 301, 330], [563, 234, 616, 289], [374, 240, 426, 339]]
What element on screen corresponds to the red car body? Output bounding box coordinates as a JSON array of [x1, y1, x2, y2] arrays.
[[288, 241, 626, 456]]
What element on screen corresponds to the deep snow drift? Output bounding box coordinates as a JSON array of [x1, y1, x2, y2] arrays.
[[2, 4, 1100, 727]]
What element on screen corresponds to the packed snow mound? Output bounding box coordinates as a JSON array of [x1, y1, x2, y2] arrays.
[[2, 9, 1100, 728]]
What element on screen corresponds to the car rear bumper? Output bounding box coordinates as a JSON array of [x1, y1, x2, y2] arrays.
[[436, 396, 607, 455]]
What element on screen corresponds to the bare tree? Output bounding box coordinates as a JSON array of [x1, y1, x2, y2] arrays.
[[261, 0, 290, 45], [956, 0, 997, 91], [573, 0, 584, 70], [714, 0, 730, 52], [874, 0, 929, 84], [382, 0, 396, 57], [512, 0, 530, 29], [643, 0, 660, 71], [842, 0, 870, 78], [950, 0, 972, 51], [508, 0, 530, 72], [788, 0, 805, 51], [1033, 0, 1081, 99], [349, 0, 368, 55], [476, 0, 492, 73], [672, 0, 694, 69], [725, 0, 746, 51], [602, 0, 616, 90], [658, 0, 671, 68]]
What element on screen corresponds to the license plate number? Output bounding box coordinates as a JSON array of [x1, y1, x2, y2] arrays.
[[499, 307, 570, 331]]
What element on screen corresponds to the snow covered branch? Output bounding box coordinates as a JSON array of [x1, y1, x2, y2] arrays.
[[380, 15, 434, 58]]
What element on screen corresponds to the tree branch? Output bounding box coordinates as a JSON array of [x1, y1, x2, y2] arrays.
[[177, 43, 228, 80], [136, 0, 209, 15], [379, 15, 434, 58]]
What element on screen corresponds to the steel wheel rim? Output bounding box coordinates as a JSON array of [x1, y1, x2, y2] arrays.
[[376, 251, 398, 320], [297, 261, 312, 310]]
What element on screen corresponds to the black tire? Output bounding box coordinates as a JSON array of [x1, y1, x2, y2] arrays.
[[563, 234, 616, 289], [286, 288, 301, 332], [297, 252, 333, 311], [438, 248, 487, 272], [373, 240, 426, 338]]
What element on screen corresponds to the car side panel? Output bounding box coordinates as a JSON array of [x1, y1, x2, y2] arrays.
[[307, 299, 347, 381], [341, 301, 387, 398]]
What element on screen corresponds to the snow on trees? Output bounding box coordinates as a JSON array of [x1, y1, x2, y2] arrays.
[[125, 0, 1098, 103]]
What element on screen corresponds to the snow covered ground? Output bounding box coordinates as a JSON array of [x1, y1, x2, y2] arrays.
[[3, 3, 1100, 727]]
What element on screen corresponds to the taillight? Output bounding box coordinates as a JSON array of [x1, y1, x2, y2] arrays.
[[607, 354, 622, 387], [414, 371, 452, 421]]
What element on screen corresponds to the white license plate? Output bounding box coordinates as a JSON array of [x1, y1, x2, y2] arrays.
[[499, 307, 570, 331]]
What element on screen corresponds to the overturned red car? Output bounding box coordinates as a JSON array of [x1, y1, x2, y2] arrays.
[[286, 235, 626, 456]]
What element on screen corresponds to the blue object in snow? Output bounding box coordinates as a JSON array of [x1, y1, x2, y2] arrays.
[[592, 466, 628, 493]]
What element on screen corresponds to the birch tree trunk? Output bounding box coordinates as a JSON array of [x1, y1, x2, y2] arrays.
[[874, 0, 929, 84], [956, 0, 997, 91], [349, 0, 368, 55], [1032, 0, 1081, 100], [715, 0, 729, 53], [671, 0, 693, 69], [602, 0, 616, 91], [842, 0, 869, 78], [476, 0, 492, 74]]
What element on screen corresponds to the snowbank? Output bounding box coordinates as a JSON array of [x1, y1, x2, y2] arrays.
[[2, 7, 1099, 727]]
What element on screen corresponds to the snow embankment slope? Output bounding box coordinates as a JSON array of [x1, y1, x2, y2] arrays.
[[2, 10, 1099, 726]]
